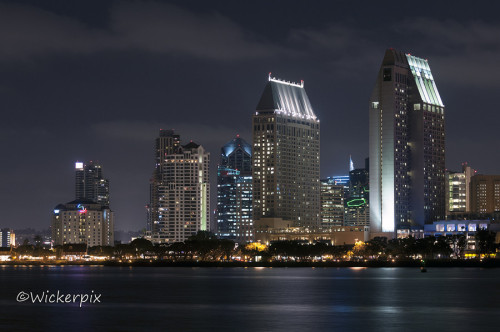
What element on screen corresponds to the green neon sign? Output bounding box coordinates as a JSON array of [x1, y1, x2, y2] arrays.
[[347, 198, 366, 207]]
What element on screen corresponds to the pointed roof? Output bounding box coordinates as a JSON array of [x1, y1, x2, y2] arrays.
[[183, 141, 200, 150], [256, 76, 317, 120], [222, 135, 252, 157]]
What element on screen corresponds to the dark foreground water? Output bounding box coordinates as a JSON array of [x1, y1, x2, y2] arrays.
[[1, 266, 499, 331]]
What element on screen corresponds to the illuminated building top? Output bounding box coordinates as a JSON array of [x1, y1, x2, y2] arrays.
[[256, 74, 317, 120], [406, 54, 444, 107]]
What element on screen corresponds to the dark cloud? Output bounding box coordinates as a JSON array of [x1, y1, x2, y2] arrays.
[[1, 0, 499, 231], [397, 18, 500, 87], [0, 2, 282, 61]]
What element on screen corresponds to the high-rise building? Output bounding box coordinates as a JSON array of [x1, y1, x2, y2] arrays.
[[344, 168, 370, 227], [328, 175, 350, 199], [0, 228, 15, 247], [75, 161, 110, 206], [470, 175, 500, 214], [148, 130, 210, 244], [51, 200, 114, 247], [217, 136, 253, 243], [369, 49, 445, 235], [252, 75, 320, 228], [148, 129, 181, 235], [446, 162, 476, 215], [320, 180, 344, 228]]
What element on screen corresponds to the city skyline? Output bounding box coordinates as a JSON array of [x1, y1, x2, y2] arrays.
[[1, 0, 500, 231]]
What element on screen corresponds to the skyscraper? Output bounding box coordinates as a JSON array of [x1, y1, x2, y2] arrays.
[[320, 180, 344, 228], [148, 130, 210, 244], [344, 167, 370, 227], [148, 129, 181, 236], [75, 161, 110, 206], [52, 161, 114, 246], [252, 75, 320, 228], [217, 136, 253, 243], [369, 49, 445, 235]]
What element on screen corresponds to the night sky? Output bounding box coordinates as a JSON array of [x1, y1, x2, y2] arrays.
[[1, 0, 500, 231]]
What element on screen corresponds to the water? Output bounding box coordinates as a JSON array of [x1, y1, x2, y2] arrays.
[[1, 266, 499, 331]]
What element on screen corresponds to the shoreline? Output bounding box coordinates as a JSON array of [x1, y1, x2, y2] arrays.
[[2, 259, 500, 268]]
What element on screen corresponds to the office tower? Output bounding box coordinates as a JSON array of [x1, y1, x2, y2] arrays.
[[252, 75, 320, 228], [149, 130, 210, 244], [0, 228, 15, 247], [217, 136, 253, 243], [51, 200, 114, 246], [470, 175, 500, 214], [221, 135, 252, 173], [446, 162, 476, 215], [75, 161, 110, 206], [329, 175, 350, 199], [345, 168, 370, 227], [320, 180, 344, 228], [369, 49, 445, 234]]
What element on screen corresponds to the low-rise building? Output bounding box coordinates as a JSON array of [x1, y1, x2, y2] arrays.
[[254, 217, 369, 245]]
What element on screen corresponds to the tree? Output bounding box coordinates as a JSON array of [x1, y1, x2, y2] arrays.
[[475, 229, 497, 257], [446, 234, 466, 258], [33, 235, 43, 248]]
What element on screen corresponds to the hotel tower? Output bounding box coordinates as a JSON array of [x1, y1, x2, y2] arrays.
[[252, 75, 320, 228], [369, 49, 445, 235]]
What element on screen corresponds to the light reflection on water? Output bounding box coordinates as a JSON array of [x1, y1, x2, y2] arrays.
[[1, 266, 499, 331]]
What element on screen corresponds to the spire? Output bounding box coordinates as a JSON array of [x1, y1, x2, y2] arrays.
[[349, 155, 354, 172]]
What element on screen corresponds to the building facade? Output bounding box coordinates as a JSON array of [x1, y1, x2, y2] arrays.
[[148, 129, 181, 236], [320, 179, 345, 228], [369, 49, 445, 234], [75, 161, 110, 206], [344, 168, 370, 227], [446, 162, 476, 215], [0, 228, 15, 247], [470, 175, 500, 214], [51, 200, 114, 247], [217, 136, 253, 243], [252, 75, 320, 228], [148, 130, 210, 244]]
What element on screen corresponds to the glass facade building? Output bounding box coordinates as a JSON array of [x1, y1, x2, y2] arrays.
[[217, 136, 253, 243]]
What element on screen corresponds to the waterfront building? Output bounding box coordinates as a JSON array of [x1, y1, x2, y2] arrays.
[[470, 175, 500, 214], [217, 136, 253, 243], [252, 75, 320, 228], [369, 49, 446, 235], [320, 180, 344, 228], [0, 228, 15, 247], [51, 199, 114, 247], [254, 221, 370, 246], [148, 130, 210, 244], [75, 161, 110, 206]]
